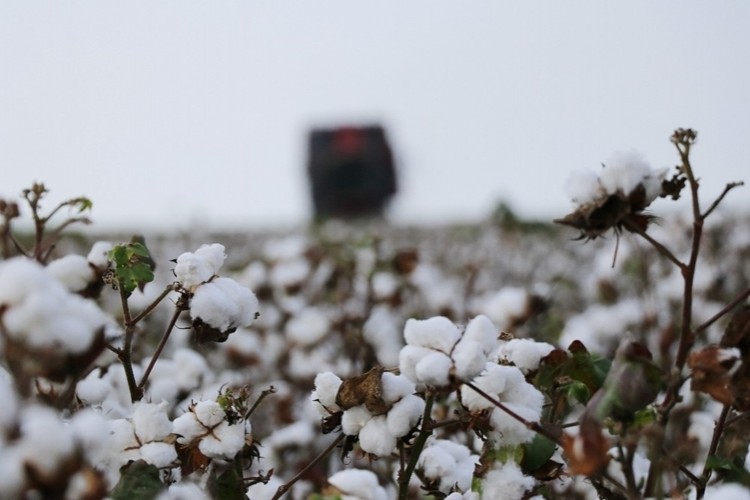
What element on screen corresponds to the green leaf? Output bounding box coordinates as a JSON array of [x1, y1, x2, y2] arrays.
[[107, 241, 156, 295], [75, 197, 93, 213], [111, 460, 165, 500], [208, 465, 246, 500], [521, 434, 556, 473]]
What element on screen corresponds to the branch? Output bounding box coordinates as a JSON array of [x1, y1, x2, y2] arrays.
[[271, 433, 345, 500], [702, 181, 744, 220], [695, 286, 750, 334], [137, 298, 188, 392], [696, 404, 731, 499], [398, 391, 435, 500], [622, 217, 685, 270]]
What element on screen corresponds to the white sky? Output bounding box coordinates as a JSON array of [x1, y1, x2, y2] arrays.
[[1, 2, 748, 230]]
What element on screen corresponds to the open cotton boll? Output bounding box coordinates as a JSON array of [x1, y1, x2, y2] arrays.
[[342, 405, 373, 435], [460, 364, 516, 411], [451, 339, 489, 381], [398, 345, 434, 384], [46, 254, 95, 292], [286, 307, 330, 346], [463, 315, 499, 354], [139, 441, 178, 468], [70, 409, 112, 464], [564, 169, 604, 206], [328, 469, 387, 500], [477, 287, 528, 329], [600, 150, 653, 196], [18, 406, 77, 479], [0, 257, 50, 306], [363, 306, 403, 366], [703, 483, 750, 499], [312, 372, 343, 413], [131, 401, 173, 443], [497, 338, 555, 374], [489, 402, 539, 446], [198, 420, 246, 460], [372, 271, 399, 299], [157, 483, 209, 500], [404, 316, 461, 353], [481, 461, 536, 500], [380, 372, 416, 405], [359, 415, 397, 456], [386, 394, 424, 437], [269, 257, 310, 288], [172, 412, 205, 443], [418, 440, 476, 493], [193, 243, 227, 273], [194, 400, 226, 427], [415, 351, 453, 387], [190, 277, 259, 332], [87, 241, 114, 269], [174, 253, 216, 289]]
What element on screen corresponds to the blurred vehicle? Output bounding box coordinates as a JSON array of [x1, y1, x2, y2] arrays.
[[307, 124, 397, 219]]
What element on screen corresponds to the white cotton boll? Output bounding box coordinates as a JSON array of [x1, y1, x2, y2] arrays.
[[502, 379, 545, 414], [269, 258, 310, 288], [380, 372, 416, 405], [172, 348, 209, 391], [702, 483, 750, 500], [174, 253, 216, 289], [386, 394, 424, 437], [264, 421, 315, 451], [359, 415, 397, 456], [481, 461, 536, 500], [194, 400, 226, 427], [263, 236, 308, 261], [239, 260, 268, 291], [418, 441, 459, 491], [190, 277, 259, 332], [372, 271, 399, 299], [140, 441, 178, 467], [132, 401, 173, 442], [328, 469, 386, 500], [19, 405, 76, 476], [0, 446, 23, 498], [564, 169, 604, 205], [489, 403, 538, 446], [463, 315, 499, 354], [312, 372, 343, 413], [0, 257, 49, 306], [600, 150, 653, 196], [404, 316, 460, 353], [157, 482, 209, 500], [246, 476, 284, 500], [193, 244, 226, 273], [478, 287, 528, 329], [415, 351, 453, 387], [286, 307, 330, 346], [497, 338, 555, 374], [46, 254, 95, 292], [87, 241, 113, 269], [172, 412, 204, 443], [342, 405, 373, 435], [199, 421, 246, 459], [398, 345, 434, 384], [363, 306, 403, 366], [70, 409, 112, 464], [109, 418, 140, 453], [452, 340, 488, 381], [460, 364, 516, 411]]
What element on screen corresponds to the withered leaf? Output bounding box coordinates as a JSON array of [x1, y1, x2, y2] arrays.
[[688, 345, 740, 406], [335, 366, 389, 414], [562, 417, 610, 477]]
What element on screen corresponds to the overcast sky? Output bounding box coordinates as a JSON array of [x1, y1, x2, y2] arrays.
[[1, 2, 748, 231]]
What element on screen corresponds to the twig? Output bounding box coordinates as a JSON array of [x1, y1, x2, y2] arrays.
[[271, 433, 345, 500], [244, 386, 276, 419], [702, 181, 744, 220], [696, 404, 731, 499], [623, 217, 685, 270], [695, 286, 750, 334], [398, 390, 435, 500], [137, 298, 187, 392], [131, 284, 177, 325], [463, 381, 560, 444]]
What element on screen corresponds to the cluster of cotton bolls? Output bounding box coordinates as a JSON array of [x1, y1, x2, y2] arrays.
[[564, 150, 667, 208], [398, 315, 500, 386], [311, 370, 425, 457], [416, 439, 478, 495], [174, 243, 259, 336], [0, 256, 114, 368]]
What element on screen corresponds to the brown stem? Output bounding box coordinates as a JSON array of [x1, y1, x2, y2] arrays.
[[398, 391, 435, 500], [137, 299, 187, 392], [463, 381, 560, 445], [696, 404, 731, 499], [623, 217, 685, 270], [695, 286, 750, 335], [131, 284, 177, 325], [271, 433, 345, 500], [244, 386, 277, 419], [702, 182, 744, 219]]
